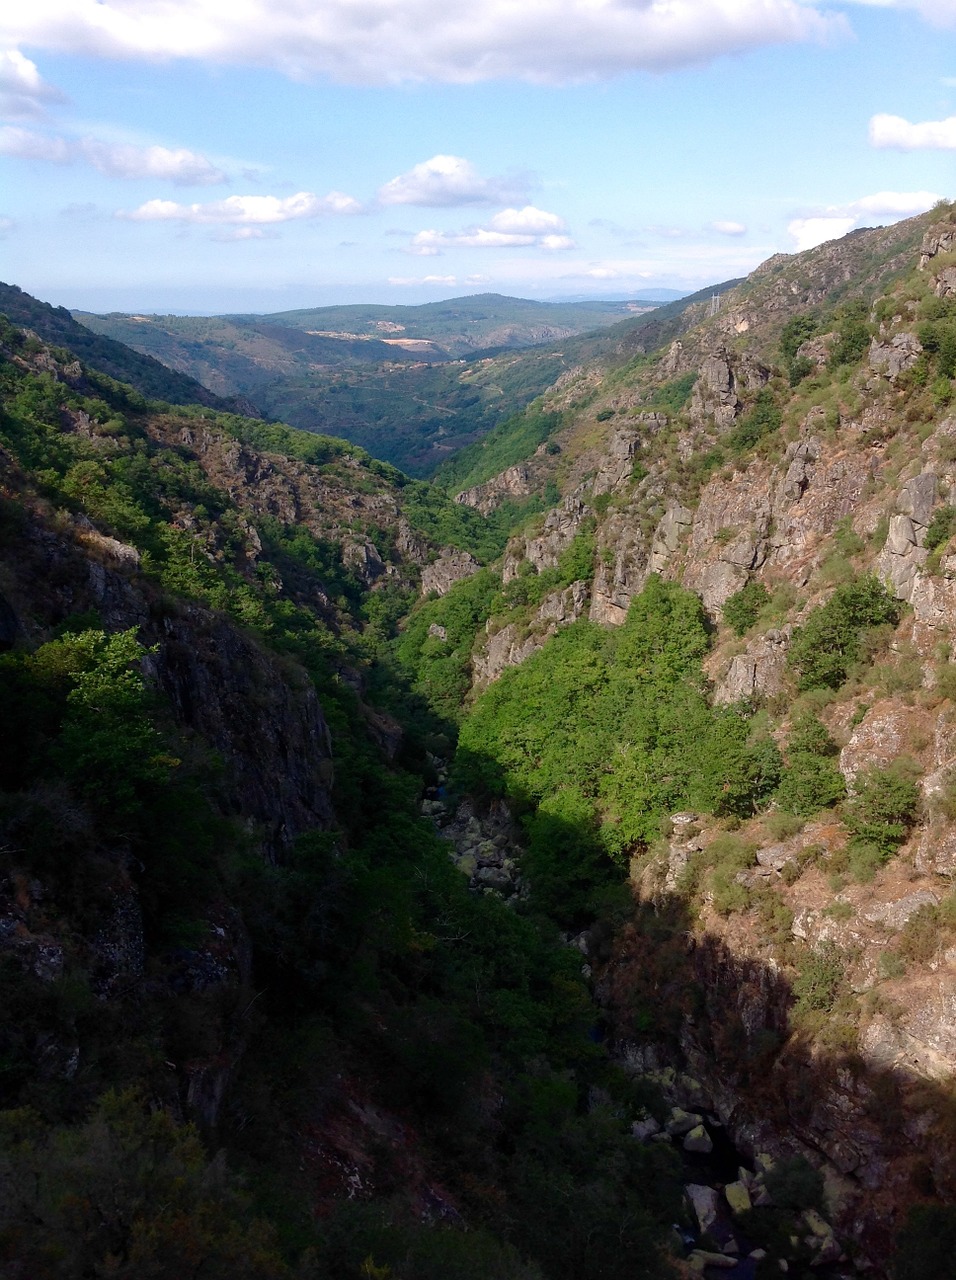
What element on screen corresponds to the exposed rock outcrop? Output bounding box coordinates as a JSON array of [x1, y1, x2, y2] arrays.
[[420, 548, 480, 596], [455, 464, 531, 515], [473, 581, 590, 685], [713, 627, 791, 704]]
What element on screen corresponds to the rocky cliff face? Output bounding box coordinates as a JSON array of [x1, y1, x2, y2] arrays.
[[0, 456, 337, 859], [434, 208, 956, 1274]]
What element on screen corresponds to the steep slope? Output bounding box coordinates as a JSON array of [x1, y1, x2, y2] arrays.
[[394, 206, 956, 1276], [0, 282, 248, 411], [433, 278, 743, 495], [0, 321, 689, 1280]]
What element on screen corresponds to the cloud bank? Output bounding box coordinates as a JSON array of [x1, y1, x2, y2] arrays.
[[870, 113, 956, 150], [1, 0, 846, 85], [378, 155, 528, 207], [788, 189, 940, 252], [121, 191, 363, 223], [0, 126, 226, 183], [410, 206, 574, 253]]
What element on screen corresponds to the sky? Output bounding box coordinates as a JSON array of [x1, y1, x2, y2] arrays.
[[1, 0, 956, 315]]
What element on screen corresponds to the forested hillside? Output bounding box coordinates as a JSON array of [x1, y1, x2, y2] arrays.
[[71, 290, 713, 477], [2, 206, 956, 1280]]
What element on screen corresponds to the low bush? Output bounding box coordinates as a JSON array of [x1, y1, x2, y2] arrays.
[[764, 1155, 825, 1214], [723, 580, 772, 636], [793, 942, 846, 1014], [775, 714, 845, 817], [788, 576, 901, 691]]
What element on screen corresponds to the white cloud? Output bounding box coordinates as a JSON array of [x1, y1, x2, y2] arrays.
[[210, 226, 277, 241], [0, 125, 70, 162], [644, 225, 685, 239], [0, 216, 14, 236], [378, 154, 527, 206], [410, 207, 574, 252], [0, 1, 847, 86], [412, 228, 538, 250], [788, 216, 857, 252], [0, 49, 64, 117], [869, 112, 956, 150], [488, 205, 565, 234], [0, 125, 227, 183], [121, 191, 363, 223], [388, 274, 457, 285], [84, 139, 226, 183], [788, 189, 941, 252], [844, 189, 941, 216], [712, 220, 747, 236]]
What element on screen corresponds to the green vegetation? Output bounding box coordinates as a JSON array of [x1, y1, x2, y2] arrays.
[[829, 301, 872, 369], [74, 294, 678, 478], [775, 714, 846, 817], [723, 579, 772, 635], [792, 942, 847, 1014], [4, 215, 954, 1277], [893, 1203, 956, 1280], [436, 405, 565, 494], [788, 575, 901, 690], [0, 283, 225, 407], [727, 388, 782, 454], [780, 313, 820, 385], [844, 761, 921, 878], [394, 568, 500, 723], [646, 372, 696, 413], [0, 326, 688, 1280], [456, 578, 782, 900], [764, 1156, 825, 1214], [924, 504, 956, 552]]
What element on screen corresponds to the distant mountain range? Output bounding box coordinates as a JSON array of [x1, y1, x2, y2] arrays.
[[71, 290, 723, 476]]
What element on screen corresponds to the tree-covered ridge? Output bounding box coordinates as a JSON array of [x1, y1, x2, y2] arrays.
[[0, 283, 236, 410], [0, 323, 690, 1279]]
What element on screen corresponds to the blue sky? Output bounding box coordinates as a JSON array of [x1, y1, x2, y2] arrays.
[[1, 0, 955, 314]]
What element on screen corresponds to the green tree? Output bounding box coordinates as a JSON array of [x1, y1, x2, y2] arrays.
[[788, 576, 900, 690]]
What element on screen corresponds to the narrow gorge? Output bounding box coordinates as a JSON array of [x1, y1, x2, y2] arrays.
[[2, 205, 956, 1280]]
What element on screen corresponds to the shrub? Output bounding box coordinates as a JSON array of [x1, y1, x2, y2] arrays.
[[924, 504, 956, 552], [649, 372, 696, 413], [723, 580, 772, 636], [762, 810, 804, 841], [728, 389, 781, 454], [823, 900, 853, 922], [780, 314, 820, 363], [775, 715, 846, 816], [829, 303, 871, 369], [845, 763, 921, 858], [879, 951, 907, 980], [764, 1155, 825, 1213], [792, 942, 846, 1013], [898, 904, 943, 963], [788, 576, 901, 690], [892, 1203, 956, 1280]]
